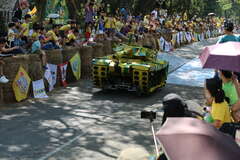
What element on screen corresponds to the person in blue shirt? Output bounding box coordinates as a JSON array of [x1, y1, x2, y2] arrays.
[[214, 21, 240, 80], [31, 35, 47, 70], [217, 21, 238, 44]]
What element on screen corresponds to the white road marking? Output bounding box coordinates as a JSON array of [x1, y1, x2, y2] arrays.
[[37, 132, 88, 160]]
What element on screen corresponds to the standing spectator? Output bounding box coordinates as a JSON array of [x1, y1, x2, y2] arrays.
[[85, 2, 95, 25], [151, 8, 158, 20], [120, 8, 128, 22], [13, 7, 22, 21], [20, 0, 30, 19], [21, 14, 32, 44], [219, 70, 240, 122], [217, 21, 238, 44], [205, 78, 232, 128]]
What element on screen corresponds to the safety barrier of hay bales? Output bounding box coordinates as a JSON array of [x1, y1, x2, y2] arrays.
[[45, 49, 63, 87], [2, 55, 29, 103], [62, 47, 80, 83], [79, 45, 93, 79]]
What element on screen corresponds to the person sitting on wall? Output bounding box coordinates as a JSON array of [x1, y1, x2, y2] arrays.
[[44, 24, 60, 50], [59, 20, 77, 45], [31, 35, 47, 70], [0, 37, 22, 55], [0, 58, 9, 84], [66, 28, 79, 46], [21, 14, 32, 45]]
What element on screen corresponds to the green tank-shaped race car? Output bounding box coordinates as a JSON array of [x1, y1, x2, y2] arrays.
[[92, 44, 169, 95]]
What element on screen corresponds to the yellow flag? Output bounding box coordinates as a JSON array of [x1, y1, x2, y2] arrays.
[[28, 6, 37, 15], [12, 66, 31, 102], [184, 12, 188, 21], [70, 53, 81, 80]]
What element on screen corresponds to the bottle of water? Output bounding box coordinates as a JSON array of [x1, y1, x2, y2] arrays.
[[204, 113, 214, 123]]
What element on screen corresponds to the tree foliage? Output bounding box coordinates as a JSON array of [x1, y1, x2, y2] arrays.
[[32, 0, 240, 21]]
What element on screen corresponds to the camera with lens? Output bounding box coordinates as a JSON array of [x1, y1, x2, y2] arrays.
[[141, 110, 157, 121]]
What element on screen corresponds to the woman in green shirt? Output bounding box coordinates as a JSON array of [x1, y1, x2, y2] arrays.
[[219, 70, 240, 122]]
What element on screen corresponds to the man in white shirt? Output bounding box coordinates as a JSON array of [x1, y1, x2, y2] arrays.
[[151, 8, 158, 20]]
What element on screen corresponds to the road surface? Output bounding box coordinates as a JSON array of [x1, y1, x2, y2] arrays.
[[0, 37, 218, 160]]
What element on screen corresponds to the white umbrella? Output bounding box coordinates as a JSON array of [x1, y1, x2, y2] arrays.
[[48, 13, 60, 19]]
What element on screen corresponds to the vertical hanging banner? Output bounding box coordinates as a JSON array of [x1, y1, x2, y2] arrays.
[[32, 79, 48, 99], [69, 53, 81, 80], [159, 37, 165, 51], [48, 64, 58, 87], [44, 69, 54, 91], [12, 66, 31, 102], [58, 62, 68, 87]]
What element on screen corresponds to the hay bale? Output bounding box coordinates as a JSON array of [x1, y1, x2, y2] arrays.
[[45, 49, 63, 65], [102, 39, 113, 56], [2, 55, 29, 103], [143, 34, 152, 48], [149, 35, 157, 50], [62, 47, 79, 63], [154, 37, 160, 51], [62, 47, 80, 83], [92, 43, 104, 58], [137, 36, 144, 47], [79, 46, 93, 79], [28, 54, 43, 81]]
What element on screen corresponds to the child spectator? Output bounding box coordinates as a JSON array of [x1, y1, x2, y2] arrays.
[[45, 24, 60, 49], [59, 20, 77, 39], [66, 28, 79, 46], [205, 78, 232, 128], [31, 35, 47, 69], [8, 22, 16, 47], [85, 23, 92, 41], [21, 14, 32, 44]]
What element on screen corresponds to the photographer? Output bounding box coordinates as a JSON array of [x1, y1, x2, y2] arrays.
[[161, 93, 203, 125]]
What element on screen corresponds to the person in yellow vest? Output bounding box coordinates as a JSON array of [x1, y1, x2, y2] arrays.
[[21, 14, 31, 43], [66, 28, 79, 46], [59, 20, 77, 39], [104, 14, 115, 37], [30, 23, 41, 43], [46, 24, 60, 48]]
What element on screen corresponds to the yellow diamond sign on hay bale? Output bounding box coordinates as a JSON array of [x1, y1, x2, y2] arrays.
[[12, 66, 31, 102], [70, 53, 81, 80]]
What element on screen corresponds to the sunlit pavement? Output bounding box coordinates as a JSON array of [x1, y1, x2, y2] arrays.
[[0, 38, 218, 160]]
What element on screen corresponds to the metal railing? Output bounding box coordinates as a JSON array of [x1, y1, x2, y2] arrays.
[[0, 9, 14, 24]]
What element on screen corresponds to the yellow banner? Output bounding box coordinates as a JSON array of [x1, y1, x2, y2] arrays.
[[70, 53, 81, 80], [12, 66, 31, 102]]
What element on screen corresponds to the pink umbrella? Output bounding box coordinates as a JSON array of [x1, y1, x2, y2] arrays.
[[156, 118, 240, 160], [199, 42, 240, 72]]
